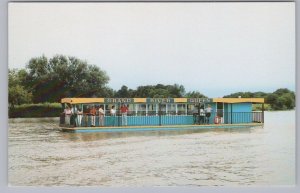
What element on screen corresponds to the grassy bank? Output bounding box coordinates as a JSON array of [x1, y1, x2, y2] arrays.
[[9, 103, 62, 118]]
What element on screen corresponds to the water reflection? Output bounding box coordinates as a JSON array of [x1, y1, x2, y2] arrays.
[[61, 127, 257, 142]]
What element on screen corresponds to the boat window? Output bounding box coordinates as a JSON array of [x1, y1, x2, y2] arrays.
[[177, 104, 186, 115], [217, 102, 224, 117], [167, 104, 176, 115], [147, 104, 156, 115]]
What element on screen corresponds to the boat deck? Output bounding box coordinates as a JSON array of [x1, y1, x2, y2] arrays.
[[60, 123, 263, 133]]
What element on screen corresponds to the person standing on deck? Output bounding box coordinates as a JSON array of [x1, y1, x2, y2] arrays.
[[99, 105, 105, 126], [71, 105, 78, 126], [77, 108, 83, 127], [192, 105, 198, 124], [110, 105, 116, 126], [90, 106, 97, 126], [205, 104, 212, 124], [199, 105, 205, 124], [83, 105, 90, 127], [64, 106, 72, 125], [120, 104, 128, 126], [71, 105, 77, 114]]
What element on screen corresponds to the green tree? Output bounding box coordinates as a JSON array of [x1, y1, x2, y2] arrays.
[[224, 91, 257, 98], [266, 93, 277, 105], [115, 85, 130, 97], [150, 88, 170, 98], [23, 55, 110, 103], [101, 87, 115, 97], [225, 88, 295, 110], [273, 88, 291, 95], [8, 69, 32, 107], [185, 91, 207, 98], [166, 84, 186, 97], [283, 93, 295, 109], [133, 84, 186, 98], [253, 91, 268, 98], [268, 89, 295, 110], [135, 85, 153, 97]]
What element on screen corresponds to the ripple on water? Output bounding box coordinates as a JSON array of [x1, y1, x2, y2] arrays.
[[8, 111, 295, 186]]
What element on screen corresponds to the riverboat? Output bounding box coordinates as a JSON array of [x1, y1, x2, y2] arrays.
[[59, 97, 264, 132]]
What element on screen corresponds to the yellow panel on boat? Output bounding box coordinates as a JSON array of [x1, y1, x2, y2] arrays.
[[134, 98, 147, 103], [61, 98, 104, 104], [212, 98, 264, 103], [174, 98, 187, 103]]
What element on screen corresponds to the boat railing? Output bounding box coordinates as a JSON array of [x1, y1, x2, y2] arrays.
[[60, 111, 264, 127]]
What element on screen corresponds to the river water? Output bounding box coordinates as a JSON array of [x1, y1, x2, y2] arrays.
[[8, 111, 295, 186]]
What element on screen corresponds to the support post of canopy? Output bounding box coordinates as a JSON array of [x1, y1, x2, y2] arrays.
[[118, 102, 121, 127], [216, 102, 218, 118], [262, 103, 264, 123], [166, 104, 168, 115], [222, 102, 224, 124], [135, 104, 138, 116], [159, 103, 162, 126], [231, 103, 233, 124]]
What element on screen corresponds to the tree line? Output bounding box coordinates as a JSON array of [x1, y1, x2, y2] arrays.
[[223, 88, 295, 110], [8, 55, 206, 107], [9, 55, 295, 110]]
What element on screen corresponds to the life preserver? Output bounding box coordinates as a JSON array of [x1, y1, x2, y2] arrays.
[[214, 116, 221, 124]]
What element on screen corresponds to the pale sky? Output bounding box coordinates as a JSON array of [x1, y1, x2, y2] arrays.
[[8, 2, 295, 97]]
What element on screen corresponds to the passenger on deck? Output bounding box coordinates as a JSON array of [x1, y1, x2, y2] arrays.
[[120, 104, 128, 126], [77, 108, 83, 127], [192, 106, 198, 124], [205, 105, 212, 124], [83, 105, 90, 127], [70, 105, 77, 126], [90, 106, 97, 126], [64, 106, 72, 125], [110, 105, 116, 116], [99, 105, 105, 126], [71, 105, 77, 114], [199, 105, 205, 124], [110, 105, 116, 126]]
